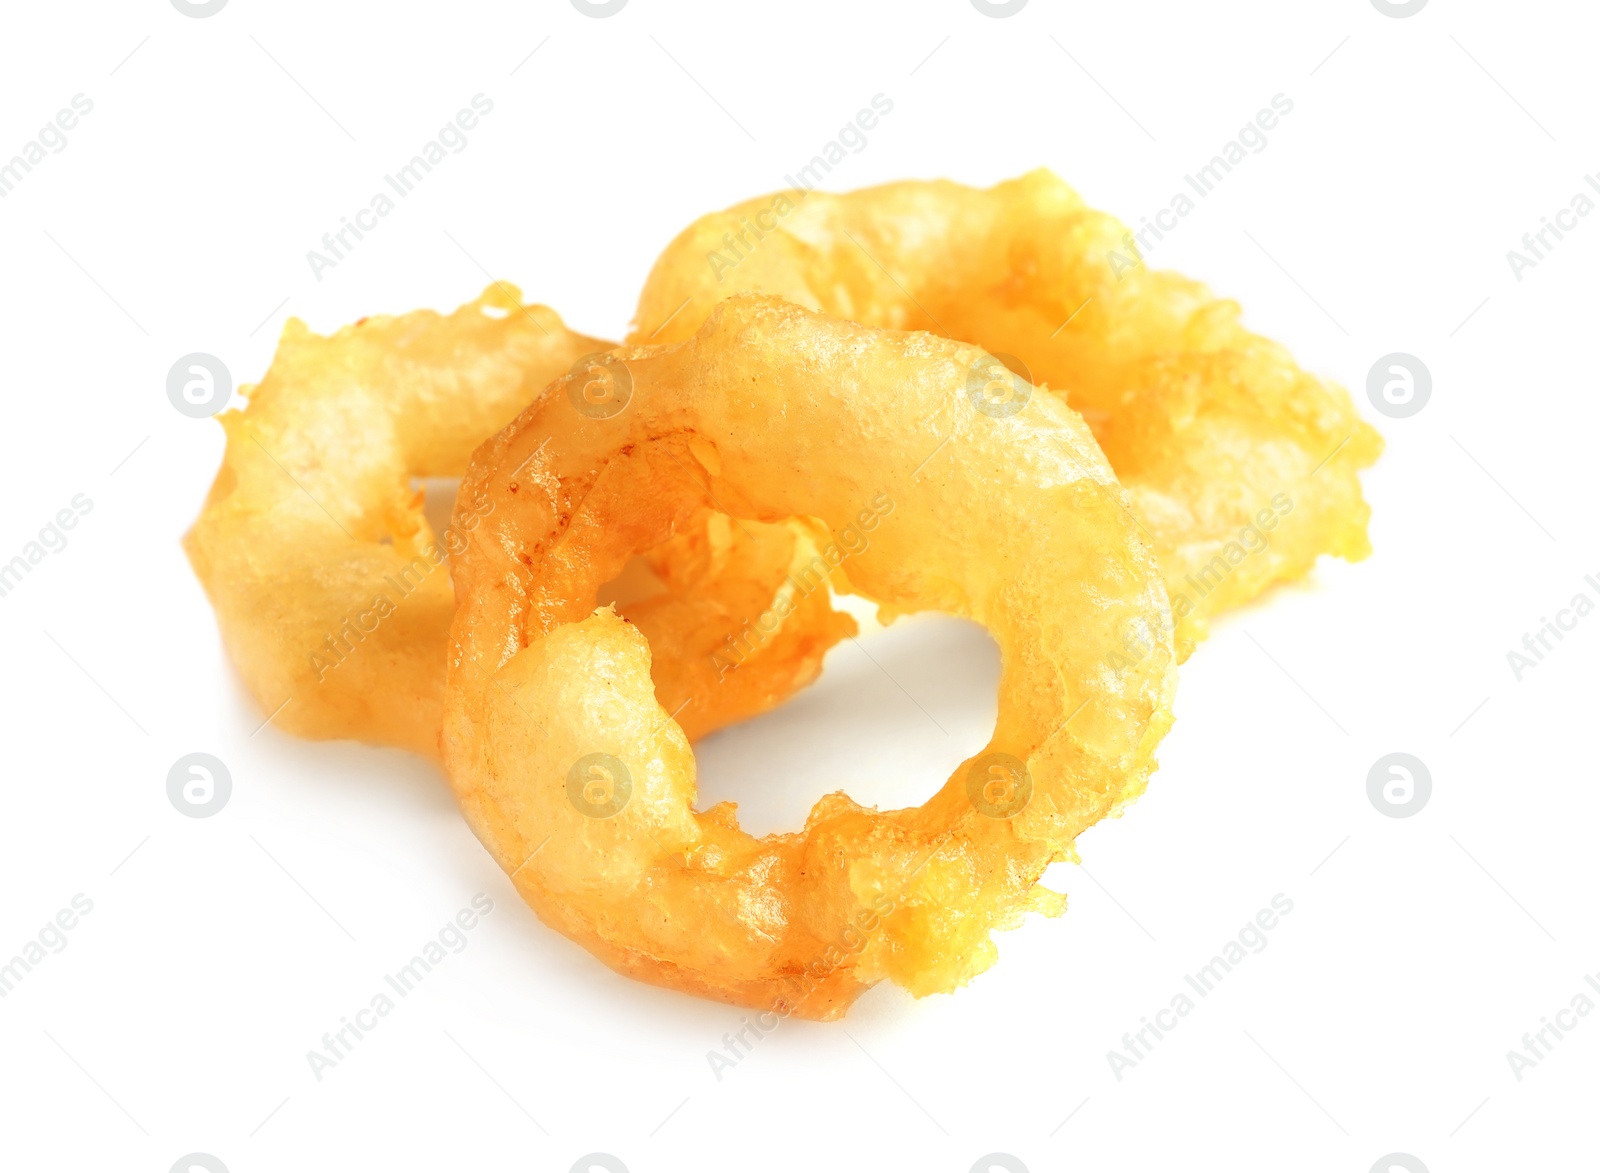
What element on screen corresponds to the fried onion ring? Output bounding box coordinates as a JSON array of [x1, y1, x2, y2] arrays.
[[441, 296, 1178, 1017], [185, 285, 849, 756], [630, 169, 1382, 652]]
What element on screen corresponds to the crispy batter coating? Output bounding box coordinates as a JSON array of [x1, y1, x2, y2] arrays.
[[631, 170, 1382, 652], [185, 285, 845, 755], [442, 297, 1178, 1017]]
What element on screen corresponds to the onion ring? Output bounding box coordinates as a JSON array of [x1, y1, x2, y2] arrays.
[[630, 169, 1382, 653], [185, 285, 848, 755], [441, 296, 1178, 1017]]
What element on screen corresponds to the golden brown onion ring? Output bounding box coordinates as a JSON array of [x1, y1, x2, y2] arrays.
[[630, 170, 1382, 653], [185, 285, 849, 755], [441, 296, 1178, 1018]]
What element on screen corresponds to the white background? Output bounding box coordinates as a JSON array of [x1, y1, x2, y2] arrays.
[[0, 1, 1594, 1170]]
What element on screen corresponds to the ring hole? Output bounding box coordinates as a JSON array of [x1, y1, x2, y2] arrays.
[[692, 598, 1001, 837]]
